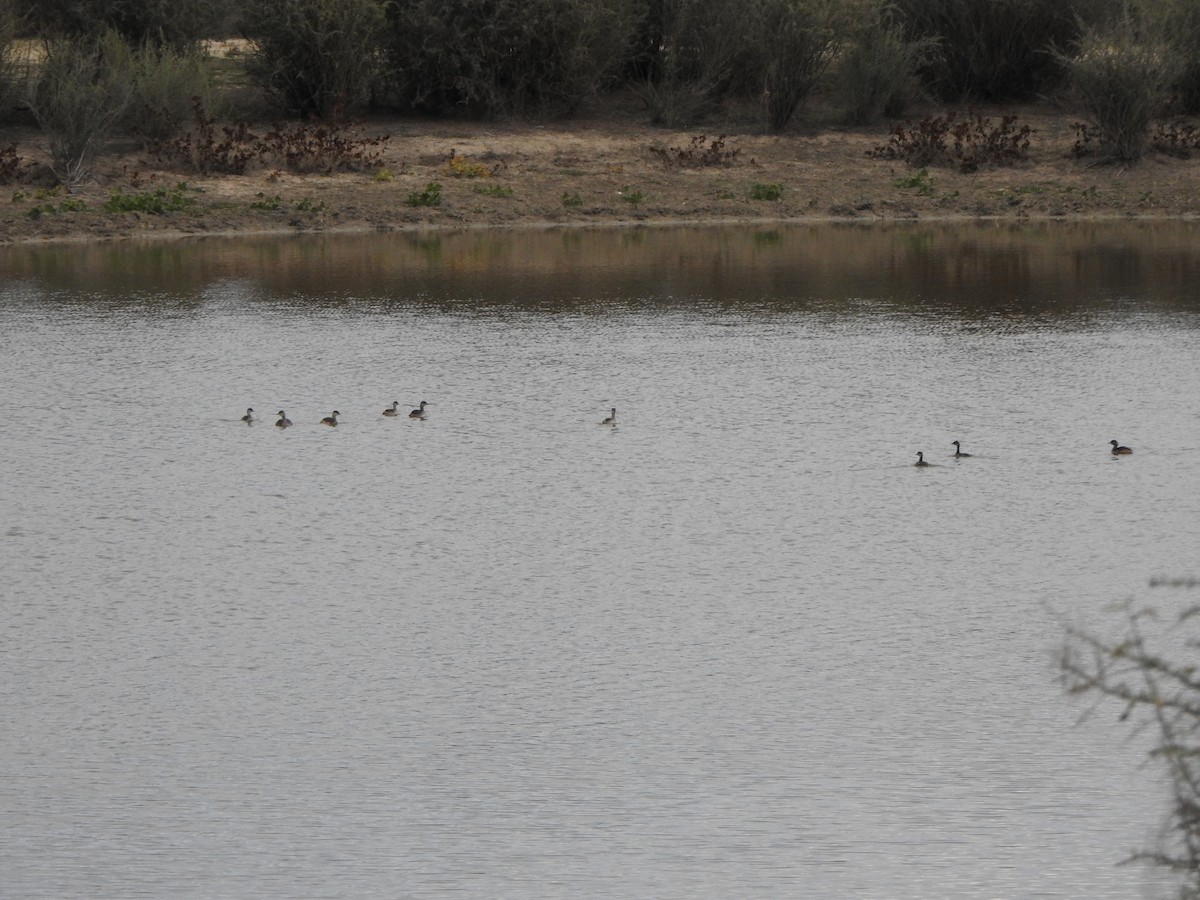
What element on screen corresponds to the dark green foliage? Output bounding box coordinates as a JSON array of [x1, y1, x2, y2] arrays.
[[629, 0, 749, 125], [891, 0, 1101, 102], [749, 182, 783, 200], [243, 0, 386, 120], [1155, 0, 1200, 115], [752, 0, 845, 131], [16, 0, 230, 47], [104, 183, 197, 213], [838, 7, 934, 125], [405, 182, 442, 207], [384, 0, 635, 118], [868, 111, 1033, 171]]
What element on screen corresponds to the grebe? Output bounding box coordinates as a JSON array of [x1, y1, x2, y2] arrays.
[[914, 451, 929, 467], [601, 407, 617, 426], [383, 401, 400, 417], [409, 401, 429, 419], [321, 410, 340, 427], [241, 407, 254, 423], [275, 410, 292, 428], [951, 440, 971, 457], [1109, 439, 1133, 455]]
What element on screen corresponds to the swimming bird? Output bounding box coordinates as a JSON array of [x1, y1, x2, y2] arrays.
[[241, 407, 255, 423], [409, 401, 429, 419], [275, 410, 292, 428], [383, 401, 400, 417], [321, 410, 340, 427], [1110, 439, 1133, 455], [601, 407, 617, 426], [914, 451, 929, 467], [951, 440, 972, 458]]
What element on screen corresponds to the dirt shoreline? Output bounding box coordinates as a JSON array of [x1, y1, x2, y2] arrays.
[[4, 104, 1200, 246]]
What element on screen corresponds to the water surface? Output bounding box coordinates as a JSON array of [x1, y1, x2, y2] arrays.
[[2, 222, 1197, 898]]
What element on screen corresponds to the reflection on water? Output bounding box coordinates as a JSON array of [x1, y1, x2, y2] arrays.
[[0, 223, 1195, 899], [5, 220, 1200, 316]]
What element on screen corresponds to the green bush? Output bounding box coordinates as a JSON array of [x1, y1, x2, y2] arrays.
[[104, 183, 197, 213], [405, 182, 442, 207], [243, 0, 386, 120], [385, 0, 635, 118], [1064, 20, 1176, 163], [837, 7, 933, 124], [126, 43, 217, 142], [891, 0, 1102, 102], [1154, 0, 1200, 114], [630, 0, 748, 125], [750, 0, 849, 131], [26, 32, 135, 188], [749, 182, 783, 200]]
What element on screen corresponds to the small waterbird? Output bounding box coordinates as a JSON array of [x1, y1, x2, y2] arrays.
[[241, 407, 255, 424], [275, 410, 292, 428], [951, 440, 971, 457], [601, 407, 617, 426], [1109, 439, 1133, 455], [409, 401, 429, 419], [383, 401, 400, 417], [914, 451, 929, 467], [321, 411, 340, 427]]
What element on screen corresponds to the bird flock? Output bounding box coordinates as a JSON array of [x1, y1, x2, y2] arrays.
[[239, 405, 1131, 463], [238, 403, 620, 429], [914, 438, 1133, 466]]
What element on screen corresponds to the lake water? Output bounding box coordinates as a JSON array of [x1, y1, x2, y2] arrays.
[[2, 222, 1198, 898]]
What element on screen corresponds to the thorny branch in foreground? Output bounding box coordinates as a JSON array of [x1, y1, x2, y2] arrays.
[[1061, 581, 1200, 897]]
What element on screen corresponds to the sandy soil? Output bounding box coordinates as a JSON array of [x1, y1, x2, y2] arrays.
[[3, 103, 1200, 245]]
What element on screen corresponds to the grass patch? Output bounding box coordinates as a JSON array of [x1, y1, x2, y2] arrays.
[[472, 183, 513, 197]]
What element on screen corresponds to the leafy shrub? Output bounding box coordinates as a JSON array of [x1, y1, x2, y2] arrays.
[[1159, 0, 1200, 114], [243, 0, 385, 119], [750, 0, 848, 131], [749, 182, 783, 200], [151, 102, 389, 174], [868, 110, 1034, 171], [124, 43, 217, 143], [386, 0, 635, 118], [837, 8, 934, 124], [1062, 22, 1176, 163], [892, 167, 934, 194], [631, 0, 749, 125], [151, 101, 260, 174], [619, 188, 645, 207], [891, 0, 1094, 102], [249, 193, 282, 210], [1151, 120, 1200, 158], [405, 182, 442, 207], [104, 183, 197, 213], [561, 191, 583, 207], [0, 142, 22, 184], [441, 152, 503, 178], [649, 134, 740, 168], [26, 31, 135, 189]]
